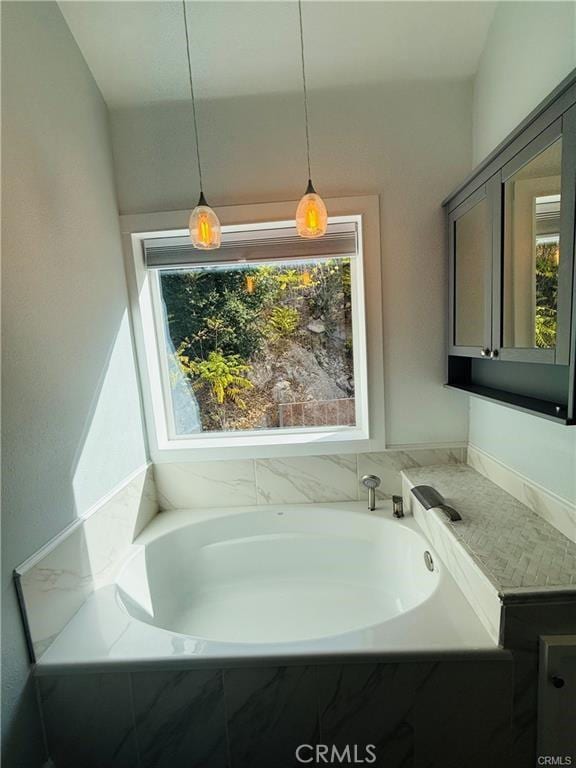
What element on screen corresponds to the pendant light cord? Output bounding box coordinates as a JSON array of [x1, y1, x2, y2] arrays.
[[182, 0, 204, 194], [297, 0, 312, 182]]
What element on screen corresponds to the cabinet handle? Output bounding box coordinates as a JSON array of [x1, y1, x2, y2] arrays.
[[480, 348, 491, 357], [490, 349, 499, 359]]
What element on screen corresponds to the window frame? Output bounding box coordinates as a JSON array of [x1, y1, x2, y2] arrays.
[[121, 196, 385, 462]]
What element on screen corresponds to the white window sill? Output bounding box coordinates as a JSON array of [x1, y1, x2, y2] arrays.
[[159, 426, 368, 451]]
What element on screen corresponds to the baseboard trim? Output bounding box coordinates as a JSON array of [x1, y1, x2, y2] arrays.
[[385, 441, 467, 451]]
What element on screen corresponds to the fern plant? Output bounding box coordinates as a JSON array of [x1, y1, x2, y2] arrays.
[[179, 349, 253, 409], [264, 306, 300, 341]]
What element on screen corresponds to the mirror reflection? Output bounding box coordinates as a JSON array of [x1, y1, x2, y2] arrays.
[[454, 197, 489, 348], [503, 139, 561, 350]]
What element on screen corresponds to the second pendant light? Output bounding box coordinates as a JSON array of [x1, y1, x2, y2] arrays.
[[295, 0, 327, 239]]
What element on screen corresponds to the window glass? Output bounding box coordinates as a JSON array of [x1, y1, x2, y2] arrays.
[[454, 197, 489, 348], [156, 257, 356, 436]]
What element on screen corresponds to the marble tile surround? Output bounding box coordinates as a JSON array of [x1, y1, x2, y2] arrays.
[[132, 669, 227, 768], [403, 474, 502, 644], [451, 445, 576, 768], [468, 443, 576, 544], [37, 656, 514, 768], [15, 465, 158, 660], [16, 447, 463, 661], [39, 672, 138, 768], [402, 464, 576, 594], [403, 463, 576, 645], [154, 446, 466, 510], [403, 463, 576, 766]]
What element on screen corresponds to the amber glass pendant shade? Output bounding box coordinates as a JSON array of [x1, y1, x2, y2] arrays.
[[296, 180, 328, 239], [189, 192, 221, 250]]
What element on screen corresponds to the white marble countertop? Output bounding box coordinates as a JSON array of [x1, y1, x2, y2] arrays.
[[402, 464, 576, 599]]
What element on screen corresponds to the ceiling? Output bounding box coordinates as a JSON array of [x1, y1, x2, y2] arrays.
[[59, 1, 497, 108]]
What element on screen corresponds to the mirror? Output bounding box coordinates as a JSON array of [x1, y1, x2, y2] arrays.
[[503, 138, 561, 350], [454, 196, 489, 348]]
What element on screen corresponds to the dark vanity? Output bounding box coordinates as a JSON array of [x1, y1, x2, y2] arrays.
[[444, 71, 576, 424]]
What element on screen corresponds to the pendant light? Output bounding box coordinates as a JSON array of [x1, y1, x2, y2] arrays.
[[295, 0, 327, 239], [182, 0, 221, 249]]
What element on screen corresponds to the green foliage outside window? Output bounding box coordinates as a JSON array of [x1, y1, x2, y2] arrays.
[[264, 306, 300, 342], [535, 241, 559, 349], [161, 258, 354, 432]]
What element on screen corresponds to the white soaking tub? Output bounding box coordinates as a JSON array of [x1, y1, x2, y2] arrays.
[[117, 506, 438, 644], [37, 502, 498, 670]]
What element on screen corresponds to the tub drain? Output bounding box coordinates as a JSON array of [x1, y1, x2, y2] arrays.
[[424, 551, 434, 572]]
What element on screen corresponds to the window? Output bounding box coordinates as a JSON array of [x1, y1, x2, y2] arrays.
[[125, 198, 384, 459], [156, 257, 356, 435]]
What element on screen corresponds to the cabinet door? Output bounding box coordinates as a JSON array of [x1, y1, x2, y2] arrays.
[[494, 114, 576, 364], [448, 180, 496, 358]]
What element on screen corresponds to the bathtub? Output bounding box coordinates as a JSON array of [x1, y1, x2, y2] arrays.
[[37, 502, 497, 670], [118, 505, 439, 644]]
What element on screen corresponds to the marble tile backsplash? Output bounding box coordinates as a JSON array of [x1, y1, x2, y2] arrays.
[[154, 460, 257, 510], [16, 465, 158, 660], [357, 448, 464, 500], [256, 454, 358, 504], [154, 447, 466, 510]]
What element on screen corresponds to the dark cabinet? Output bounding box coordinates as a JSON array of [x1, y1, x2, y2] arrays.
[[445, 74, 576, 424], [449, 178, 497, 358], [496, 114, 576, 366]]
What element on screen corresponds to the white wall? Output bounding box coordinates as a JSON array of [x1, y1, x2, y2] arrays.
[[469, 0, 576, 502], [473, 1, 576, 164], [1, 3, 148, 763], [110, 80, 473, 448], [469, 400, 576, 503]]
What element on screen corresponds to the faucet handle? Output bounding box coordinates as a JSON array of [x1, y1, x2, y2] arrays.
[[392, 495, 404, 518]]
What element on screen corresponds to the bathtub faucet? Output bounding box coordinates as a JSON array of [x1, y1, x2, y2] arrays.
[[410, 485, 462, 522], [361, 474, 381, 511]]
